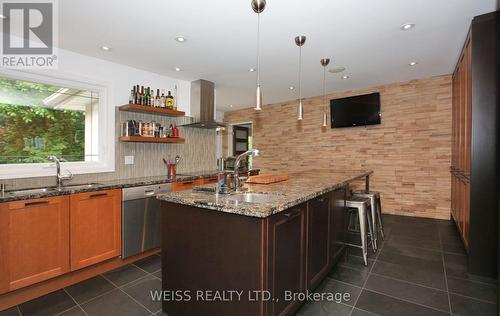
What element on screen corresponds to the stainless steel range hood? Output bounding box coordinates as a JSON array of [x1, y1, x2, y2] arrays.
[[181, 79, 226, 129]]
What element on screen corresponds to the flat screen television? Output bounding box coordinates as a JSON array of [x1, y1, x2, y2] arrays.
[[330, 92, 381, 128]]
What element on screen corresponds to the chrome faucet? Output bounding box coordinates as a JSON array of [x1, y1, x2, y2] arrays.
[[47, 155, 73, 188], [233, 149, 259, 192]]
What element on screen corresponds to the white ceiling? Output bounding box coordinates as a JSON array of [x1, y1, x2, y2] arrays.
[[59, 0, 497, 111]]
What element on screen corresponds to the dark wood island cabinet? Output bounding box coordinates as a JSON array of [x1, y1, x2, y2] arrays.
[[160, 184, 349, 316]]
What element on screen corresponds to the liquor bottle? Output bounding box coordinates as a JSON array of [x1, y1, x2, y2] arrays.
[[166, 91, 174, 109], [134, 85, 139, 104], [160, 90, 165, 108], [155, 89, 160, 107], [173, 84, 177, 110], [129, 88, 134, 104], [139, 86, 144, 105], [149, 89, 155, 107], [143, 87, 148, 106]]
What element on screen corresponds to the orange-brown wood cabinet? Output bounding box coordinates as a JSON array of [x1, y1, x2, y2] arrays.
[[69, 189, 122, 271], [0, 196, 70, 294], [172, 179, 204, 192], [450, 12, 500, 278]]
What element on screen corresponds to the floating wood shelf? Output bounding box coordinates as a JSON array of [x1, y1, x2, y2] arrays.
[[119, 136, 185, 143], [118, 104, 185, 117]]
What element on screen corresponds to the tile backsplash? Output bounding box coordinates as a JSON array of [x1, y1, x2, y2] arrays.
[[2, 109, 217, 190]]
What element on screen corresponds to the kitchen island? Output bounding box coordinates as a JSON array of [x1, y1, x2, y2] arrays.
[[157, 170, 372, 316]]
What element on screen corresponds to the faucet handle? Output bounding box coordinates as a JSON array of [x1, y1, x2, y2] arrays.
[[61, 169, 73, 180]]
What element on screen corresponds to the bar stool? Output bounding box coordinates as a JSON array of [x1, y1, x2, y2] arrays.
[[343, 196, 374, 266], [353, 191, 385, 249]]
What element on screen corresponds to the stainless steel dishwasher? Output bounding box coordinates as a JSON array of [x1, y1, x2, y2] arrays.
[[121, 183, 172, 258]]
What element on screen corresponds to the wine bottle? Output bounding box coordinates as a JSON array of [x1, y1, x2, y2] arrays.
[[160, 90, 165, 108], [150, 89, 155, 107], [173, 84, 177, 110], [143, 87, 148, 106], [134, 85, 139, 104], [147, 87, 151, 106], [155, 89, 160, 107], [166, 91, 174, 109], [129, 89, 134, 104]]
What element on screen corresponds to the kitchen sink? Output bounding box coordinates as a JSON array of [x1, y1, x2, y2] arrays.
[[226, 192, 283, 203], [6, 187, 58, 196], [62, 183, 103, 190], [6, 183, 103, 196]]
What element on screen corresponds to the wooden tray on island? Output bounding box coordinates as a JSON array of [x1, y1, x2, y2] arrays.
[[246, 174, 289, 184]]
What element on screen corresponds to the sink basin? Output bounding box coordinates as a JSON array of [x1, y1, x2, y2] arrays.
[[6, 183, 103, 196], [7, 187, 58, 196], [226, 192, 283, 203], [62, 183, 102, 190]]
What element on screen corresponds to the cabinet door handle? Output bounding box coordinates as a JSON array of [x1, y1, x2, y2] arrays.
[[24, 200, 49, 207], [89, 193, 108, 199]]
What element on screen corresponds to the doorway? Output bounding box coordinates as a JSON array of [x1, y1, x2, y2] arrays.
[[229, 122, 253, 167]]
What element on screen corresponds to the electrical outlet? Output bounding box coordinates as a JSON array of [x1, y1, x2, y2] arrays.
[[124, 156, 134, 165]]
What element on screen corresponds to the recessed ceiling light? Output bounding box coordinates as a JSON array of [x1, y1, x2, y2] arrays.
[[341, 75, 349, 79], [175, 67, 182, 72], [401, 23, 415, 31], [229, 104, 233, 108], [175, 36, 186, 43], [408, 61, 418, 66], [100, 46, 111, 51], [0, 14, 6, 19], [248, 68, 256, 72], [289, 86, 295, 90]]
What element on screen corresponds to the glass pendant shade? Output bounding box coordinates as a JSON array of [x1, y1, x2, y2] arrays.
[[255, 84, 262, 110], [252, 0, 266, 110], [298, 99, 304, 120], [295, 35, 306, 120], [320, 58, 330, 127]]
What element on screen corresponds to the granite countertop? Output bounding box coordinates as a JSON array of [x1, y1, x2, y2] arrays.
[[0, 170, 224, 203], [157, 169, 373, 218]]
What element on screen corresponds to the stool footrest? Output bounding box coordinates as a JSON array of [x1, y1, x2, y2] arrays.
[[339, 242, 363, 250]]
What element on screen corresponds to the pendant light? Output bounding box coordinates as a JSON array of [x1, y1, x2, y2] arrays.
[[295, 35, 306, 120], [251, 0, 266, 110], [320, 58, 330, 127]]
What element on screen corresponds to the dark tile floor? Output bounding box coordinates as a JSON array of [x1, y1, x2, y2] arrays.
[[296, 214, 498, 316], [0, 255, 163, 316], [1, 215, 497, 316]]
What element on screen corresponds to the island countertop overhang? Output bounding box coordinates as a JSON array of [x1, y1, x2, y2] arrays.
[[157, 169, 373, 218]]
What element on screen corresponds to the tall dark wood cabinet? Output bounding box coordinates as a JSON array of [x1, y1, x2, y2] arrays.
[[451, 11, 500, 278]]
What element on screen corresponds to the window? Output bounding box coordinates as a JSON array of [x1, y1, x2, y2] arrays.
[[0, 71, 114, 179]]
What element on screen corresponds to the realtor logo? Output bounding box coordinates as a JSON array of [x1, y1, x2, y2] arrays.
[[1, 0, 58, 68]]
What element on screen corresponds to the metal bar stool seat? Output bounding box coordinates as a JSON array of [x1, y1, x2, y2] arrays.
[[343, 196, 374, 266], [353, 191, 385, 249]]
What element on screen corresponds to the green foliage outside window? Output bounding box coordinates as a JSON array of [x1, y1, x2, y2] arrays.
[[0, 77, 87, 164]]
